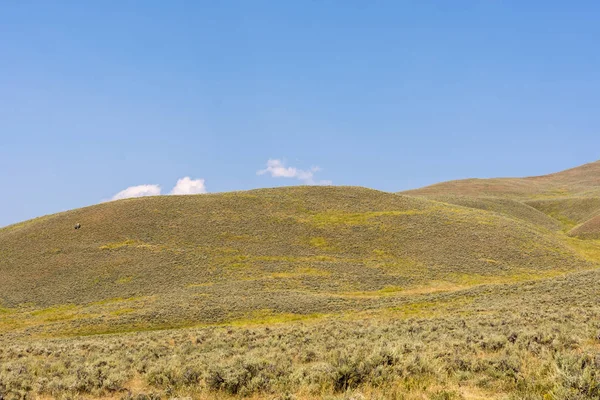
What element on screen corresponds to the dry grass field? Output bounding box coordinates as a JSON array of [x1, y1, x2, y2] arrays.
[[1, 161, 600, 399]]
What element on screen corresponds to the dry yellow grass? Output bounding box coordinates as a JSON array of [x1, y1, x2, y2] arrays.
[[1, 185, 594, 338], [569, 214, 600, 239], [2, 162, 600, 399]]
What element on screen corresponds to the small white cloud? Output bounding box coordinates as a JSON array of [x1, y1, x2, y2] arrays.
[[109, 176, 208, 201], [111, 184, 162, 200], [257, 159, 331, 185], [170, 177, 207, 195], [257, 159, 299, 178]]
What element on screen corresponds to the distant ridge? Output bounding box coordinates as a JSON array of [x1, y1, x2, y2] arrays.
[[401, 160, 600, 238], [401, 160, 600, 199]]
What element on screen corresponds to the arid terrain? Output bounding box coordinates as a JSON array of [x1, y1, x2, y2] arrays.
[[1, 161, 600, 399]]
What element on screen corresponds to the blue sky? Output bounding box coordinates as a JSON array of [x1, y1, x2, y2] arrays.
[[1, 1, 600, 227]]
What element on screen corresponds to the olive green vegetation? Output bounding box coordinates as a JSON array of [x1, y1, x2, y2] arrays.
[[2, 162, 600, 399]]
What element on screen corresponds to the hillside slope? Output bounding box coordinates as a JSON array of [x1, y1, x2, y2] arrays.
[[0, 186, 594, 336], [423, 195, 561, 231], [2, 169, 600, 400], [526, 197, 600, 231], [402, 160, 600, 199], [402, 160, 600, 238], [569, 214, 600, 239]]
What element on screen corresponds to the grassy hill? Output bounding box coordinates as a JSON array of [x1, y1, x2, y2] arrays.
[[2, 164, 600, 399], [402, 160, 600, 238], [526, 197, 600, 231], [2, 186, 594, 338]]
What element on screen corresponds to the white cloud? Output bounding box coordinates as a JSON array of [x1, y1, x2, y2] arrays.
[[257, 159, 331, 185], [170, 177, 207, 195], [257, 159, 299, 178], [110, 177, 207, 201], [111, 184, 162, 201]]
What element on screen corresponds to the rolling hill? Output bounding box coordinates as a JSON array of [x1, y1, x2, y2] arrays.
[[402, 160, 600, 239], [2, 185, 594, 338], [2, 162, 600, 399]]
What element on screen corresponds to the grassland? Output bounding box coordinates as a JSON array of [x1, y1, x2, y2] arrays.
[[2, 162, 600, 399], [2, 186, 593, 336], [1, 268, 599, 399]]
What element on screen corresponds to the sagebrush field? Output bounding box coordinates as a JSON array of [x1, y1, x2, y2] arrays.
[[1, 161, 600, 399]]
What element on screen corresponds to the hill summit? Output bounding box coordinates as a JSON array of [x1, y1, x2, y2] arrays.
[[1, 167, 600, 336]]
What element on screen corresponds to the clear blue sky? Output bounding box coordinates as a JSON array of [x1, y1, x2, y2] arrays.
[[1, 1, 599, 227]]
